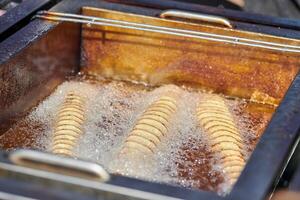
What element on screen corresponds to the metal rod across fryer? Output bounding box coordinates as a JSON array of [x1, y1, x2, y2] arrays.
[[35, 11, 300, 53]]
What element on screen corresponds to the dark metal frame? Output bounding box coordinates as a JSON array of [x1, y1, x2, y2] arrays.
[[277, 138, 300, 191], [0, 0, 300, 200], [288, 158, 300, 191], [0, 0, 56, 43]]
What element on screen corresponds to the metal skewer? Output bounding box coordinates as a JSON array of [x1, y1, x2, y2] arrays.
[[35, 11, 300, 53]]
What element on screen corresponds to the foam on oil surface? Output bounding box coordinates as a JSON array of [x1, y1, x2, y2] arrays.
[[0, 80, 270, 194]]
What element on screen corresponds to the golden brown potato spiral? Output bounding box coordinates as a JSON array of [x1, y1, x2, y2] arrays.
[[197, 95, 245, 186], [120, 95, 177, 156], [52, 92, 86, 157]]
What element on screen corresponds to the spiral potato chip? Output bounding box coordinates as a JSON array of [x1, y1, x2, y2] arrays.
[[52, 92, 86, 157], [197, 95, 245, 186], [120, 95, 177, 156]]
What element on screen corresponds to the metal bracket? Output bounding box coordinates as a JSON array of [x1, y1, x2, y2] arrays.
[[34, 10, 300, 53]]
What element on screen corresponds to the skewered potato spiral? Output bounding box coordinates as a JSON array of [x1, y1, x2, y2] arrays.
[[120, 95, 177, 156], [52, 92, 86, 157], [197, 95, 245, 186]]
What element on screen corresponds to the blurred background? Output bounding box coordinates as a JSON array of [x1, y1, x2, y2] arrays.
[[1, 0, 300, 18], [174, 0, 300, 19]]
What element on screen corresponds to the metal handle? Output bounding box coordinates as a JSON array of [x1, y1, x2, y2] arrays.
[[9, 149, 110, 182], [159, 10, 233, 28]]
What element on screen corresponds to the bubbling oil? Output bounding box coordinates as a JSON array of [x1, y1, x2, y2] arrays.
[[0, 78, 273, 195]]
